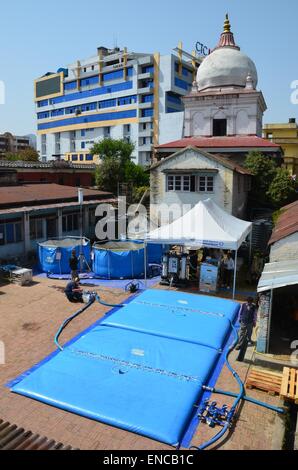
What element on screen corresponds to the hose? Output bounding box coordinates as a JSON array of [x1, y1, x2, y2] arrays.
[[54, 297, 96, 351], [202, 386, 285, 414], [190, 319, 245, 451], [95, 294, 124, 308], [54, 294, 124, 350]]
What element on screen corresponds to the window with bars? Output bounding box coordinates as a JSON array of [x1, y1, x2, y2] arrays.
[[198, 175, 214, 192], [62, 213, 79, 233], [0, 221, 24, 245], [167, 175, 191, 192], [30, 218, 43, 240]]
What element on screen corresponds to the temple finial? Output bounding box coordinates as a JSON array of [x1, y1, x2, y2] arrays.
[[224, 13, 231, 33]]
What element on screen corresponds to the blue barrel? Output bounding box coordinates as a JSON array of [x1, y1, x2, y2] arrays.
[[38, 238, 91, 274], [92, 241, 145, 279]]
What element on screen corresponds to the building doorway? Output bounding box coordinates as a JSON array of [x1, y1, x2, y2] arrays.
[[213, 119, 227, 136]]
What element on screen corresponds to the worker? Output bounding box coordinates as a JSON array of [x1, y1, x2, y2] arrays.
[[64, 277, 83, 303], [236, 297, 257, 350], [223, 252, 235, 289], [69, 249, 79, 281]]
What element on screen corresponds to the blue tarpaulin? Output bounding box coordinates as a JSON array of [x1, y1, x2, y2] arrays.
[[8, 289, 240, 446]]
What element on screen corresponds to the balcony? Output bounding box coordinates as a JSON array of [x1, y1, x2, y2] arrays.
[[139, 101, 154, 109]]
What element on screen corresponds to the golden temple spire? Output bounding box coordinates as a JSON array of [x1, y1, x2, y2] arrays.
[[223, 13, 231, 33]]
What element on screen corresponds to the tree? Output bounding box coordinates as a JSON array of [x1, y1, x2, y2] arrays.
[[244, 151, 277, 204], [92, 138, 149, 197], [267, 168, 297, 206], [94, 157, 123, 194], [4, 146, 39, 162], [90, 138, 135, 165], [244, 151, 298, 208]]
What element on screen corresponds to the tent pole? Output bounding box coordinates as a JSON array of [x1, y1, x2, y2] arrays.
[[144, 241, 147, 289], [249, 229, 253, 264], [233, 250, 238, 300]]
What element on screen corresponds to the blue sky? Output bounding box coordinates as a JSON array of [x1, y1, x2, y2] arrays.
[[0, 0, 297, 135]]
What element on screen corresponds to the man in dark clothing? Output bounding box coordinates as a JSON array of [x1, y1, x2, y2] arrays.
[[69, 249, 79, 281], [64, 277, 83, 302], [236, 297, 257, 350]]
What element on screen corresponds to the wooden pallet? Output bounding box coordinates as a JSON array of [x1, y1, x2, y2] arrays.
[[245, 367, 283, 395], [280, 367, 298, 404], [0, 419, 79, 450]]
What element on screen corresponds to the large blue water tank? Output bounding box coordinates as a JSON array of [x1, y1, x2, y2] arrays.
[[38, 237, 91, 274], [92, 241, 145, 279]]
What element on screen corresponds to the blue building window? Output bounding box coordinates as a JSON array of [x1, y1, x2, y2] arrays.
[[142, 94, 154, 103], [103, 69, 123, 82], [167, 92, 182, 105], [37, 111, 50, 119], [118, 95, 137, 106], [80, 75, 99, 87], [142, 65, 154, 74], [86, 154, 94, 161], [72, 154, 78, 161], [81, 142, 85, 149], [81, 130, 86, 137], [174, 77, 191, 91], [141, 108, 154, 118], [64, 81, 77, 91], [127, 67, 133, 77], [37, 109, 137, 131], [37, 99, 49, 107], [51, 109, 64, 117], [166, 107, 180, 113], [81, 102, 97, 112], [99, 98, 117, 109], [80, 154, 84, 161], [50, 81, 133, 105]]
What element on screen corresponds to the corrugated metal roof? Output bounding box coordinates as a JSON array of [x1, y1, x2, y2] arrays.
[[0, 183, 112, 209], [269, 200, 298, 245], [257, 259, 298, 292]]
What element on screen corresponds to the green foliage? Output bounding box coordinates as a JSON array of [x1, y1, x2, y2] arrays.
[[132, 185, 150, 204], [124, 161, 149, 187], [92, 138, 149, 195], [244, 151, 277, 203], [4, 147, 39, 162], [90, 138, 135, 164], [244, 151, 298, 208], [267, 168, 297, 206]]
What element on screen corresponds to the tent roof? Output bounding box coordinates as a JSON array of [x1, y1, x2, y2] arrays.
[[146, 198, 252, 250], [257, 259, 298, 293]]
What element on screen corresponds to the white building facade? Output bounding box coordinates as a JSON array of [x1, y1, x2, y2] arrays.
[[35, 47, 201, 166]]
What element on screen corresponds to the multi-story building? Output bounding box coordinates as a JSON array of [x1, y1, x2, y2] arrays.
[[0, 132, 31, 157], [263, 118, 298, 175], [35, 46, 201, 166]]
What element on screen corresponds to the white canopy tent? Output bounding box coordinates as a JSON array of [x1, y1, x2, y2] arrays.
[[145, 199, 252, 298]]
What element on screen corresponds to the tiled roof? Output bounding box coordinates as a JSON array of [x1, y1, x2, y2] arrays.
[[0, 160, 95, 170], [156, 136, 281, 150], [0, 183, 112, 209], [269, 200, 298, 245]]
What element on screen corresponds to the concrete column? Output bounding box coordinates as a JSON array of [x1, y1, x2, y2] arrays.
[[23, 213, 31, 255], [57, 208, 63, 238]]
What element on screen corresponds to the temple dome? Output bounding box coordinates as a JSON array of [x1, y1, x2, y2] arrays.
[[196, 15, 258, 91]]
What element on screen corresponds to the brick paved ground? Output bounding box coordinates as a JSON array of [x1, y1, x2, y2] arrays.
[[0, 277, 284, 450]]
